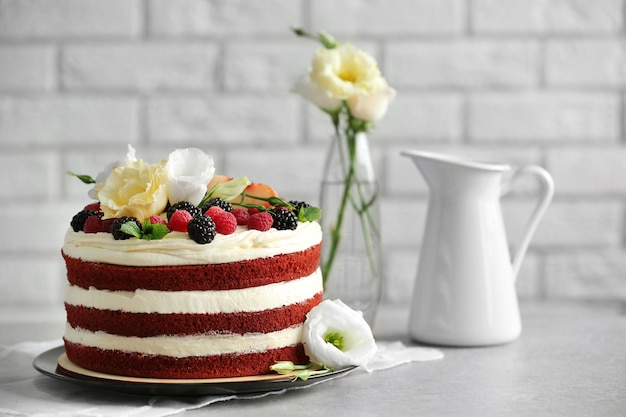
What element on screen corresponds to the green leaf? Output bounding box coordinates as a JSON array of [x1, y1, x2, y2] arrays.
[[299, 206, 321, 222], [206, 177, 251, 203], [139, 219, 169, 240], [145, 224, 169, 240], [66, 171, 96, 184], [120, 221, 142, 239]]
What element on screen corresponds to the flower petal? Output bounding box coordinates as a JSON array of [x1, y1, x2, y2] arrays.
[[302, 299, 377, 369]]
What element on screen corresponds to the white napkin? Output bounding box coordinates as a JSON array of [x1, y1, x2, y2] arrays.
[[0, 340, 442, 417]]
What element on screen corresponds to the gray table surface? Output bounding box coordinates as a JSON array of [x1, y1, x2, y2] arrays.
[[2, 302, 625, 416]]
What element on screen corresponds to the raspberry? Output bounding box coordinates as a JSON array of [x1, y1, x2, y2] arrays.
[[149, 215, 167, 226], [248, 212, 273, 231], [248, 207, 261, 216], [70, 209, 100, 232], [169, 210, 193, 232], [83, 215, 115, 233], [271, 208, 298, 231], [232, 208, 249, 225], [83, 202, 101, 212], [187, 215, 217, 244], [110, 217, 142, 240], [208, 209, 237, 235], [205, 206, 224, 219], [166, 201, 201, 220]]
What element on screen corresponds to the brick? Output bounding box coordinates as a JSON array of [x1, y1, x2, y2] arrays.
[[502, 199, 622, 248], [0, 46, 55, 91], [386, 40, 539, 89], [546, 146, 626, 195], [473, 0, 624, 33], [224, 41, 326, 92], [310, 0, 465, 35], [149, 0, 301, 36], [2, 201, 79, 253], [0, 96, 138, 145], [0, 257, 65, 306], [62, 43, 220, 91], [545, 250, 626, 300], [146, 96, 300, 145], [381, 197, 427, 249], [0, 151, 60, 200], [546, 39, 626, 88], [308, 93, 462, 143], [0, 0, 141, 38], [468, 92, 620, 142]]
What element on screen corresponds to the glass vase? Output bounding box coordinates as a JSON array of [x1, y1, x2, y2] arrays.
[[319, 132, 382, 325]]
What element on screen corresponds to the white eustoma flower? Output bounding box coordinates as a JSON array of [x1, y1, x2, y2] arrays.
[[347, 85, 397, 123], [165, 148, 215, 206], [292, 74, 342, 112], [302, 299, 377, 369]]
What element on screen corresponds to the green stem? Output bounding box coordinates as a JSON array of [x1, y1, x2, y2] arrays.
[[321, 121, 356, 283]]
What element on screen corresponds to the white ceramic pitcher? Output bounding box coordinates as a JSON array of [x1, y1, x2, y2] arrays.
[[401, 150, 555, 346]]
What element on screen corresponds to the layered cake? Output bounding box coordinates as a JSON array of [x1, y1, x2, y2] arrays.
[[62, 147, 323, 379]]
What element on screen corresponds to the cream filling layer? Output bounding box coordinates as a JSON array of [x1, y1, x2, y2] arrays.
[[64, 324, 303, 357], [65, 269, 322, 314], [62, 222, 322, 266]]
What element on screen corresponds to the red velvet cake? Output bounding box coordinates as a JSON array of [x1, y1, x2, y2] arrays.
[[62, 147, 323, 379]]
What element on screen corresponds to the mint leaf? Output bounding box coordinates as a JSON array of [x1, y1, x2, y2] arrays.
[[120, 221, 142, 239], [144, 224, 169, 240], [66, 171, 96, 184], [299, 206, 321, 222]]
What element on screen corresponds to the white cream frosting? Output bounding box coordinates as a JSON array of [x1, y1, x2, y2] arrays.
[[65, 270, 322, 314], [64, 324, 303, 357], [62, 221, 322, 266]]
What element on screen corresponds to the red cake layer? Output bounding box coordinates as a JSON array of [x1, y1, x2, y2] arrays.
[[65, 292, 322, 337], [64, 341, 308, 379], [63, 243, 321, 292]]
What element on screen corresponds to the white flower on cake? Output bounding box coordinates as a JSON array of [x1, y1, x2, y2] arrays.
[[302, 299, 377, 369], [98, 158, 169, 222], [166, 148, 215, 206]]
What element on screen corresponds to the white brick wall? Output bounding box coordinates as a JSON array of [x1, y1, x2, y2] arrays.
[[1, 0, 625, 320]]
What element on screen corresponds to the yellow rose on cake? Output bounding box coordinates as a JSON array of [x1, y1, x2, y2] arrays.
[[98, 158, 169, 222]]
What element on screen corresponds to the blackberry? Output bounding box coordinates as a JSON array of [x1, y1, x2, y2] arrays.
[[289, 200, 310, 217], [187, 214, 217, 244], [166, 201, 202, 220], [71, 209, 100, 232], [201, 197, 232, 213], [270, 208, 298, 231], [110, 216, 142, 240]]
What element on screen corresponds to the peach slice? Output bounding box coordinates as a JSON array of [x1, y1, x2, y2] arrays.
[[231, 183, 278, 208], [206, 175, 232, 194]]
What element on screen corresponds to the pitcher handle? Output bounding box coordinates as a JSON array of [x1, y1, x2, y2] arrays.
[[506, 166, 555, 280]]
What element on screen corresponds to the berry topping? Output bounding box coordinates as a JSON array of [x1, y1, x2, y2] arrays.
[[166, 201, 202, 220], [207, 207, 237, 235], [232, 208, 249, 225], [83, 215, 115, 233], [70, 209, 100, 232], [83, 202, 102, 212], [289, 200, 310, 217], [187, 215, 217, 244], [248, 212, 274, 231], [201, 197, 232, 213], [110, 217, 142, 240], [271, 208, 298, 231], [149, 215, 168, 226], [169, 210, 193, 232]]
